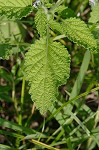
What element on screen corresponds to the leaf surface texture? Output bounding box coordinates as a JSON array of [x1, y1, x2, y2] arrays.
[[35, 8, 48, 37], [62, 18, 97, 51], [24, 38, 70, 114], [0, 0, 32, 19]]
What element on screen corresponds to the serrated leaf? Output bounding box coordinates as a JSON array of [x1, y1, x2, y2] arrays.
[[61, 18, 97, 51], [0, 0, 32, 19], [35, 8, 47, 37], [0, 0, 32, 6], [24, 38, 70, 114], [89, 3, 99, 23], [49, 19, 63, 33]]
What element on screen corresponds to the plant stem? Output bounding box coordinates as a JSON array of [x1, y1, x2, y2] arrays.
[[16, 78, 25, 148], [50, 30, 66, 46], [12, 80, 18, 115], [18, 77, 25, 126], [30, 138, 60, 150], [24, 104, 35, 127]]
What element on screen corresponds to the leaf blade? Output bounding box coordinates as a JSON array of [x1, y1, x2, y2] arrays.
[[35, 8, 48, 37], [24, 38, 70, 114], [0, 0, 33, 19], [62, 18, 97, 51]]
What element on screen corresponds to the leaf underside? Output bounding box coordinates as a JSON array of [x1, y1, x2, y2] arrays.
[[24, 38, 70, 114], [61, 18, 97, 52], [49, 19, 63, 33], [35, 8, 48, 37], [0, 0, 32, 19]]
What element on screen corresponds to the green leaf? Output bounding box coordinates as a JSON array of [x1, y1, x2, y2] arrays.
[[0, 0, 33, 19], [61, 18, 97, 52], [0, 93, 12, 102], [0, 43, 13, 59], [0, 129, 24, 139], [0, 117, 45, 137], [35, 8, 48, 37], [92, 25, 99, 39], [24, 38, 70, 114], [60, 8, 76, 19], [49, 19, 63, 33], [89, 3, 99, 23], [0, 129, 47, 140], [0, 68, 12, 82], [0, 144, 17, 150], [53, 5, 66, 14]]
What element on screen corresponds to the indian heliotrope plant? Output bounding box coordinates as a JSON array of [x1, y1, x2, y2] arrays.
[[0, 0, 97, 114]]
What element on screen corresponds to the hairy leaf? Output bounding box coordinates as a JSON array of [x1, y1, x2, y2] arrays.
[[49, 19, 63, 33], [35, 8, 47, 37], [24, 38, 70, 114], [89, 3, 99, 23], [61, 18, 97, 51], [0, 0, 32, 19]]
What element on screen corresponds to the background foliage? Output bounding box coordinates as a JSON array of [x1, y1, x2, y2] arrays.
[[0, 0, 99, 149]]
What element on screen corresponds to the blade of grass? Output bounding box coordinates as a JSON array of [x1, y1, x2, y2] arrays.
[[48, 108, 96, 145], [47, 86, 99, 123], [0, 117, 46, 138], [30, 138, 60, 150], [18, 77, 25, 126], [0, 144, 17, 150], [70, 112, 96, 136], [70, 50, 91, 99], [67, 138, 74, 150], [86, 109, 99, 149], [69, 111, 90, 136], [0, 129, 57, 150], [0, 129, 24, 139], [51, 128, 64, 145]]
